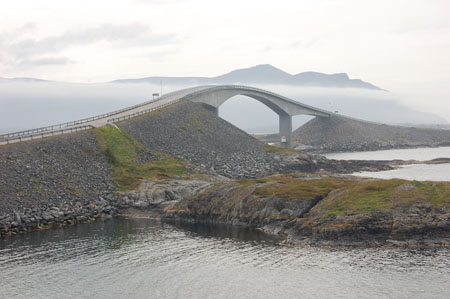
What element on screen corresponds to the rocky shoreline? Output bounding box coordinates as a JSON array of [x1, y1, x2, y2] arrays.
[[103, 173, 450, 247], [0, 152, 402, 238], [2, 167, 450, 246], [1, 134, 449, 242], [0, 196, 118, 237]]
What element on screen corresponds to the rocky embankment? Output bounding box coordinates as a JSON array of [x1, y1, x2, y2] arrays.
[[118, 101, 280, 178], [0, 131, 117, 237], [293, 115, 450, 152]]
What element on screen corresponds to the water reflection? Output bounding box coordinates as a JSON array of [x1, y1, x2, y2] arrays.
[[1, 217, 450, 299], [168, 220, 280, 244]]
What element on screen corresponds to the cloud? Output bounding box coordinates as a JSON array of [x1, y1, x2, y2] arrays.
[[19, 57, 71, 66], [8, 23, 174, 58], [134, 0, 183, 5], [259, 46, 272, 53], [0, 23, 177, 69], [289, 38, 319, 49]]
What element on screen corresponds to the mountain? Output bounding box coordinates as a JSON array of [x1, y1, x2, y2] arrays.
[[0, 65, 382, 89], [0, 77, 50, 83], [213, 64, 292, 84], [285, 72, 380, 89], [112, 64, 383, 90]]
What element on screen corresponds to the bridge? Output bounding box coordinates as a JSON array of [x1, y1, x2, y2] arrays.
[[0, 85, 332, 147]]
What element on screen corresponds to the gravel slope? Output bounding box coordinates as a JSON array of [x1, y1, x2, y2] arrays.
[[293, 115, 450, 152]]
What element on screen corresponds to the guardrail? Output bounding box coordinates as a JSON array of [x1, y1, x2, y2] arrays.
[[0, 86, 206, 139], [107, 99, 181, 123], [0, 99, 162, 139], [0, 124, 95, 145], [0, 86, 209, 146]]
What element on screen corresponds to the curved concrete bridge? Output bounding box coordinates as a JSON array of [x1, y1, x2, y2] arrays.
[[0, 85, 331, 147], [184, 85, 331, 146]]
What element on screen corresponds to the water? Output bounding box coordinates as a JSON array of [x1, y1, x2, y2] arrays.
[[324, 146, 450, 181], [323, 146, 450, 161], [1, 218, 450, 299]]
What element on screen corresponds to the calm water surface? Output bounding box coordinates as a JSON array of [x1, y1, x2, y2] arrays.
[[324, 146, 450, 181], [1, 218, 450, 299]]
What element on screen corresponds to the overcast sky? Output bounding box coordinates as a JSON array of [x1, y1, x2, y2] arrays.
[[1, 0, 449, 120]]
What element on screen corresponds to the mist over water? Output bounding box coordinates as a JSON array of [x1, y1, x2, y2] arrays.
[[0, 82, 446, 134]]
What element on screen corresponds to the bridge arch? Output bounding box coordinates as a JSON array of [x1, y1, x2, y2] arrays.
[[184, 86, 331, 147]]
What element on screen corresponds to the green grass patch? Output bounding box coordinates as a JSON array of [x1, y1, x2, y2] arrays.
[[239, 174, 351, 200], [96, 126, 186, 191], [315, 179, 450, 216], [237, 174, 450, 217], [262, 143, 297, 154]]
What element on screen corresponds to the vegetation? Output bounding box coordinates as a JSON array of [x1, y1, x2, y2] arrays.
[[262, 143, 297, 154], [319, 179, 450, 216], [237, 174, 450, 217], [239, 174, 351, 200], [95, 126, 186, 191]]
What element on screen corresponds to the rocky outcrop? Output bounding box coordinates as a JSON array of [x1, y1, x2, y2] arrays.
[[116, 179, 217, 209], [158, 175, 450, 246], [293, 115, 450, 153], [276, 151, 393, 173], [292, 204, 450, 246]]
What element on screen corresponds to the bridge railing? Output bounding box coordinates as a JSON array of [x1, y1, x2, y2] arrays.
[[0, 124, 95, 145], [0, 100, 159, 139], [0, 86, 205, 140], [107, 99, 181, 123], [106, 86, 213, 123]]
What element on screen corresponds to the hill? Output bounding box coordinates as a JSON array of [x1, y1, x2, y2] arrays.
[[293, 115, 450, 152]]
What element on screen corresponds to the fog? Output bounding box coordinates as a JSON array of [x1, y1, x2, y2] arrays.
[[0, 82, 447, 134]]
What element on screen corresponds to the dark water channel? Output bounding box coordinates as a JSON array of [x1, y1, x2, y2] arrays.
[[1, 217, 450, 299]]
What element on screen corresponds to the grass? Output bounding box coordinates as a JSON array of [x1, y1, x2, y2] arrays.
[[95, 126, 186, 191], [237, 174, 450, 217], [239, 174, 352, 200], [262, 143, 297, 154], [313, 179, 450, 216]]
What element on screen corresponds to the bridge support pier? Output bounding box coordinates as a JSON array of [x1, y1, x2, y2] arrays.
[[279, 115, 292, 147]]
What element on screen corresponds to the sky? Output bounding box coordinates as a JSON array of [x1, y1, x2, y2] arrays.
[[1, 0, 449, 120]]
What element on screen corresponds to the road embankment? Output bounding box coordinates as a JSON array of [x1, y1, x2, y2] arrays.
[[293, 115, 450, 153]]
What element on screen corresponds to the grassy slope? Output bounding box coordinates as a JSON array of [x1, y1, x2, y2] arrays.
[[95, 126, 186, 191], [235, 174, 450, 217], [316, 179, 450, 216]]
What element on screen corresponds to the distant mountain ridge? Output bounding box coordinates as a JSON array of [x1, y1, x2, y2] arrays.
[[0, 77, 50, 83], [0, 65, 383, 90], [112, 64, 383, 90]]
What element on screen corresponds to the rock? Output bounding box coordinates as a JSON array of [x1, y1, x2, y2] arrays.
[[119, 179, 213, 209]]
